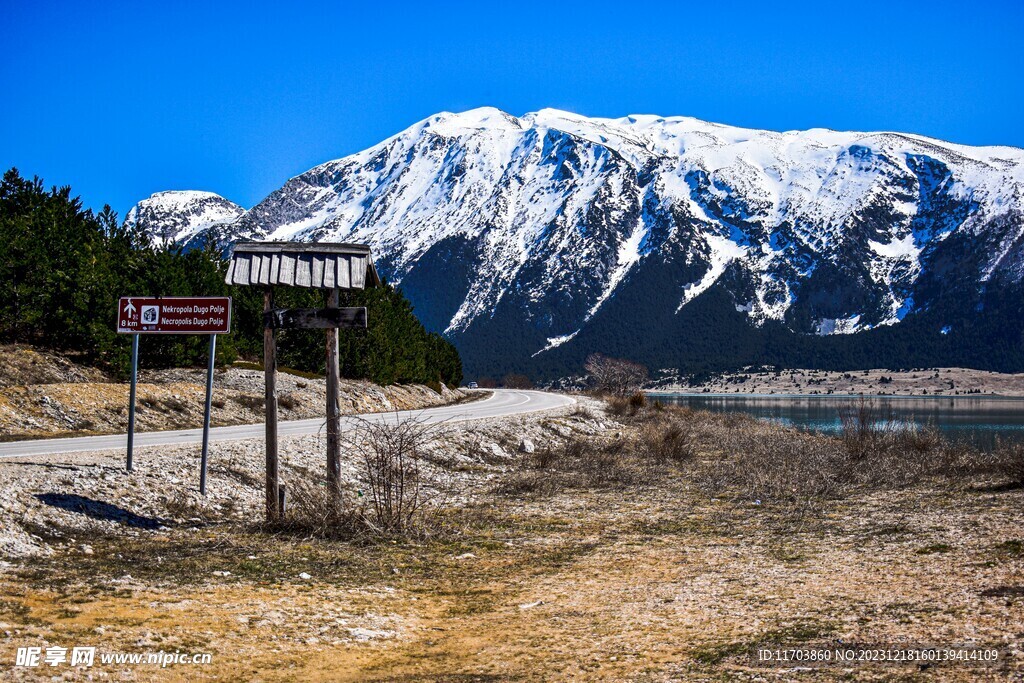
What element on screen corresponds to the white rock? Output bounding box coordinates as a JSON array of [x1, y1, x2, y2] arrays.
[[346, 627, 395, 641], [518, 439, 536, 454], [298, 572, 312, 580]]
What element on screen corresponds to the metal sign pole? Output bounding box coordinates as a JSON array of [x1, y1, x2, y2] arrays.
[[126, 333, 139, 471], [199, 334, 217, 495]]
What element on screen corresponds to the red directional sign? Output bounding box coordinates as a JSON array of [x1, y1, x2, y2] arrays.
[[117, 297, 232, 334]]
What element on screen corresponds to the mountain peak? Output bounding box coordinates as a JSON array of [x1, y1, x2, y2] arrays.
[[425, 107, 522, 134], [125, 190, 244, 243]]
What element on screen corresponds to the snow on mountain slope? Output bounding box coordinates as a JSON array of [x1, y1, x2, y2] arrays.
[[130, 107, 1024, 375], [125, 191, 244, 244]]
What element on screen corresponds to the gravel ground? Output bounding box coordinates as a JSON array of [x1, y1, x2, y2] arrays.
[[0, 397, 606, 558]]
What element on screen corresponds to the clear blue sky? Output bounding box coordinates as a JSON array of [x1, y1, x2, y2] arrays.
[[2, 0, 1021, 217]]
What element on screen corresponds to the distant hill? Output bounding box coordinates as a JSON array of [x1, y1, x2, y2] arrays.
[[124, 190, 244, 244]]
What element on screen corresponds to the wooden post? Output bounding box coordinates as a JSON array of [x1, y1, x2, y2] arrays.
[[325, 288, 342, 506], [264, 288, 280, 521]]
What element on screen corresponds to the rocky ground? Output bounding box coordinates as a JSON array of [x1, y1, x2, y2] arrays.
[[0, 394, 1021, 681], [0, 345, 466, 439], [0, 398, 598, 559], [656, 367, 1024, 397]]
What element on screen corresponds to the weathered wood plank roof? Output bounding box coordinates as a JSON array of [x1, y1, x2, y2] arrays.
[[225, 242, 381, 289]]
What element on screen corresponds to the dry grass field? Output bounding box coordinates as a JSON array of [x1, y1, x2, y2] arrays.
[[1, 397, 1022, 681]]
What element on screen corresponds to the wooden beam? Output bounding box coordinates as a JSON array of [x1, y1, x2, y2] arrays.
[[232, 241, 371, 255], [325, 289, 342, 507], [263, 307, 367, 330], [264, 288, 280, 521]]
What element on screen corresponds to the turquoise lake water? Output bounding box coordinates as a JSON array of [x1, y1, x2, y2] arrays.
[[648, 394, 1024, 451]]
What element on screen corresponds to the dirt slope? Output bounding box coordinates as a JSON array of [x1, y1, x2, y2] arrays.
[[0, 345, 465, 439]]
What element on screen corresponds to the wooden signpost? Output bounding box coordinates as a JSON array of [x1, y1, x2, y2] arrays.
[[263, 306, 367, 330], [225, 242, 380, 520], [116, 296, 232, 494]]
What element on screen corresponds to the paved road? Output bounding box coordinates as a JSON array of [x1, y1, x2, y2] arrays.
[[0, 389, 575, 459]]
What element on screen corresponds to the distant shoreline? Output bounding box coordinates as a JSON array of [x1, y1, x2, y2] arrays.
[[650, 367, 1024, 398], [647, 391, 1024, 401]]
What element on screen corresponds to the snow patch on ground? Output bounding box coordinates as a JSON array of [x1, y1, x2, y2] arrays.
[[869, 234, 919, 259], [532, 330, 580, 357], [587, 216, 649, 320], [816, 315, 863, 335]]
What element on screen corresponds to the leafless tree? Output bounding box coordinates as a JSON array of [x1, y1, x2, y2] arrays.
[[584, 353, 649, 396]]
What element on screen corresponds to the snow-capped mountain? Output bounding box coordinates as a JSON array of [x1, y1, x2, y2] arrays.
[[125, 190, 244, 244], [128, 108, 1024, 377]]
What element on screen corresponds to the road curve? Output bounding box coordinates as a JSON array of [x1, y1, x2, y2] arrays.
[[0, 389, 575, 459]]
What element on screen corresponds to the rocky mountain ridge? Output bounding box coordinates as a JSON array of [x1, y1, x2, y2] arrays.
[[127, 108, 1024, 378]]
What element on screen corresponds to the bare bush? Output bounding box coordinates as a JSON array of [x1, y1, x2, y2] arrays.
[[594, 394, 990, 506], [530, 445, 559, 469], [693, 426, 848, 504], [498, 393, 997, 511], [688, 405, 990, 507], [606, 391, 649, 418], [343, 417, 447, 537], [583, 439, 647, 486], [637, 421, 695, 463], [461, 427, 490, 463], [892, 427, 944, 455], [839, 398, 898, 459], [833, 398, 981, 482], [495, 433, 650, 496], [606, 395, 631, 417], [269, 416, 452, 540], [996, 442, 1024, 486], [569, 404, 595, 419], [275, 479, 357, 538], [165, 491, 211, 521], [584, 353, 649, 396], [158, 396, 189, 414]]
